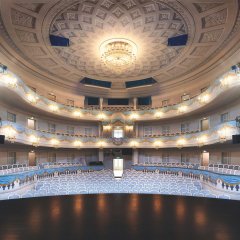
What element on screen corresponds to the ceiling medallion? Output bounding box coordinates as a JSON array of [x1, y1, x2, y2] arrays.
[[100, 38, 137, 73]]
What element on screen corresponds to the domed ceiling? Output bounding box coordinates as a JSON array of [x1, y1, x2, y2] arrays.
[[50, 0, 189, 80], [0, 0, 240, 96]]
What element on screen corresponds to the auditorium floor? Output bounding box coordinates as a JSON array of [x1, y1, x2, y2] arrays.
[[0, 194, 239, 240]]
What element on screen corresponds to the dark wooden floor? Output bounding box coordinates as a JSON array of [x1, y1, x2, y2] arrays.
[[0, 194, 239, 240]]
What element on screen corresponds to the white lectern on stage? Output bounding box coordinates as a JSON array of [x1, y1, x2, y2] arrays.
[[113, 158, 124, 179]]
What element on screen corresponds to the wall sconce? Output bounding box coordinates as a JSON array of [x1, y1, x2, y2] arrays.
[[2, 73, 17, 88], [98, 140, 105, 149], [26, 93, 38, 104], [29, 135, 39, 147], [50, 138, 59, 147], [3, 126, 17, 143], [49, 104, 59, 112], [220, 73, 237, 88], [154, 140, 162, 149], [218, 126, 230, 142], [130, 113, 139, 121], [103, 125, 112, 131], [154, 111, 163, 119], [177, 138, 186, 149], [74, 140, 82, 149], [73, 110, 82, 117], [198, 93, 210, 104], [97, 113, 106, 121], [197, 135, 207, 147], [178, 105, 188, 113], [125, 125, 133, 132], [130, 140, 138, 149]]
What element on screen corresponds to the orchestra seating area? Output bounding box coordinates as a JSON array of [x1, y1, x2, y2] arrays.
[[5, 169, 232, 200]]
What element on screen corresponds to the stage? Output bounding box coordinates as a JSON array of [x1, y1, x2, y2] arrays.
[[0, 194, 239, 240]]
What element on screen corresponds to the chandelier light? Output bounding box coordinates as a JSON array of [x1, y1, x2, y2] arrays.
[[100, 38, 137, 72]]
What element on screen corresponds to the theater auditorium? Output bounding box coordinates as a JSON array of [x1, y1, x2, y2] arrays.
[[0, 0, 240, 239]]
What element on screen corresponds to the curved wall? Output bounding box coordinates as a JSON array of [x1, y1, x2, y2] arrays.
[[1, 69, 240, 122]]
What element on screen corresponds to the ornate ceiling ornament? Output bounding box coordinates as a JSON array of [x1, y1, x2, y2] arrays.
[[100, 38, 137, 72]]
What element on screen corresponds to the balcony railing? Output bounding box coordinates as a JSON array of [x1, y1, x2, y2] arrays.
[[0, 120, 238, 148], [0, 69, 240, 121]]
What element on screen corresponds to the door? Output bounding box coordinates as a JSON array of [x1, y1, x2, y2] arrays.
[[200, 118, 209, 131], [28, 151, 36, 166], [28, 118, 36, 130], [201, 151, 209, 166]]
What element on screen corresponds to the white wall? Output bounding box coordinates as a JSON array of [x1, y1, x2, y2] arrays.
[[0, 145, 99, 165]]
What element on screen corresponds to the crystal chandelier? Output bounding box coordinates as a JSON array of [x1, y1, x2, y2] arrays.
[[100, 38, 137, 72]]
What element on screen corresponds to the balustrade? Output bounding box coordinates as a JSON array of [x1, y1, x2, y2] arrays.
[[0, 69, 240, 121]]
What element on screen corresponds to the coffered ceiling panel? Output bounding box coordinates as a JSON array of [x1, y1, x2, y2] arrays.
[[0, 0, 239, 96]]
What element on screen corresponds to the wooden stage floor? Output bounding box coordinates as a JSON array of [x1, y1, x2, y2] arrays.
[[0, 194, 239, 240]]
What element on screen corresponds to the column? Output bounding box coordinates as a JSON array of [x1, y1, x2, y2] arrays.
[[98, 122, 102, 137], [135, 123, 138, 138], [99, 97, 103, 111], [133, 97, 137, 110], [99, 149, 104, 162], [132, 149, 139, 165]]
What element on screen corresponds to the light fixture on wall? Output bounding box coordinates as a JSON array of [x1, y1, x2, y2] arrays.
[[103, 125, 112, 131], [2, 73, 17, 88], [178, 105, 188, 113], [73, 110, 82, 117], [97, 112, 106, 121], [154, 111, 163, 119], [29, 135, 39, 147], [130, 140, 138, 149], [50, 138, 59, 148], [100, 38, 137, 73], [98, 140, 105, 149], [74, 140, 82, 149], [49, 104, 59, 112], [125, 125, 133, 132], [130, 112, 138, 121], [220, 72, 237, 88], [154, 140, 162, 149], [198, 93, 210, 104], [218, 126, 230, 143], [3, 126, 17, 143], [26, 93, 38, 104], [197, 135, 207, 147], [176, 138, 186, 149]]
